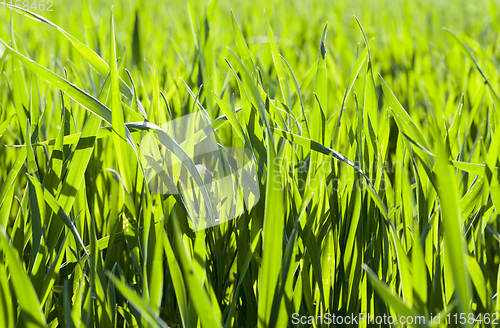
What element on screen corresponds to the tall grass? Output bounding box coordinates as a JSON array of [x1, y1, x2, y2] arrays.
[[0, 0, 500, 327]]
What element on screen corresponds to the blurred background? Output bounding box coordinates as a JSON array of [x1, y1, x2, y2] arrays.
[[1, 0, 498, 119]]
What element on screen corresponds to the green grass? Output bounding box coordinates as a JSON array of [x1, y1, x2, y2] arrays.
[[0, 0, 500, 327]]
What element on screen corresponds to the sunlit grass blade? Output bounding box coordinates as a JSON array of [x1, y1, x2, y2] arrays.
[[107, 273, 169, 328], [4, 4, 138, 102], [231, 11, 257, 78], [166, 219, 223, 328], [434, 141, 471, 318], [265, 12, 291, 107], [0, 39, 112, 123], [110, 10, 133, 193], [363, 264, 426, 322], [0, 225, 46, 328], [258, 88, 285, 328]]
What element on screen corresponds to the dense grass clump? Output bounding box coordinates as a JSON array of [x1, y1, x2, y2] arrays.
[[0, 0, 500, 327]]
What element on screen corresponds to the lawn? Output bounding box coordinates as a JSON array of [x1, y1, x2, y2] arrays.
[[0, 0, 499, 327]]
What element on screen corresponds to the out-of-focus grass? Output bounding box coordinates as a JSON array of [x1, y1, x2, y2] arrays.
[[0, 0, 500, 327]]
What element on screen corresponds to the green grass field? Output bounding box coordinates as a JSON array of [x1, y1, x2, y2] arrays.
[[1, 0, 500, 327]]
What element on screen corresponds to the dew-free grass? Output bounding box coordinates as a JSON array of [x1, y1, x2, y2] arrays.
[[0, 0, 500, 327]]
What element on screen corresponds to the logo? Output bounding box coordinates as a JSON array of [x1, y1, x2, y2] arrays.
[[139, 111, 260, 231]]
